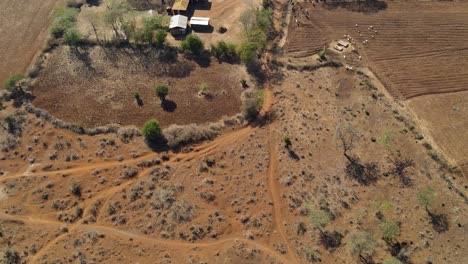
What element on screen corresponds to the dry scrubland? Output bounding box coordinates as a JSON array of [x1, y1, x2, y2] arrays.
[[0, 0, 467, 263]]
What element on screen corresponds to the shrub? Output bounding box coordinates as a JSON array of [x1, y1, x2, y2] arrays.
[[142, 15, 165, 44], [63, 28, 82, 46], [50, 7, 79, 38], [163, 122, 222, 148], [383, 257, 402, 264], [310, 210, 330, 230], [283, 136, 292, 149], [155, 85, 169, 102], [318, 47, 328, 61], [3, 74, 25, 91], [380, 219, 400, 242], [348, 231, 376, 262], [142, 119, 162, 141], [417, 187, 435, 210], [70, 181, 81, 196], [3, 247, 20, 264], [180, 34, 204, 55], [218, 26, 227, 33], [211, 41, 238, 62], [169, 201, 196, 223], [155, 29, 167, 47]]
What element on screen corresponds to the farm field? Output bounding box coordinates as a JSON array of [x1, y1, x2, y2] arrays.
[[286, 0, 468, 99], [0, 0, 62, 84], [32, 45, 250, 128], [0, 0, 467, 263]]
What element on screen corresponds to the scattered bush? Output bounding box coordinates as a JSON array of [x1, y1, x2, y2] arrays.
[[70, 180, 81, 196], [3, 74, 25, 91], [169, 201, 196, 223], [117, 126, 141, 143], [320, 230, 343, 250], [211, 41, 239, 62], [348, 231, 376, 263], [3, 247, 20, 264], [283, 136, 292, 149], [50, 7, 79, 38], [120, 165, 138, 179], [142, 119, 162, 141], [155, 85, 169, 102], [180, 34, 205, 55], [163, 122, 222, 148], [4, 112, 26, 136], [379, 219, 400, 242]]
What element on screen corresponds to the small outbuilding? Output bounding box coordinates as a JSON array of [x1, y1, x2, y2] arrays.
[[189, 17, 210, 27], [172, 0, 191, 14], [169, 15, 188, 36]]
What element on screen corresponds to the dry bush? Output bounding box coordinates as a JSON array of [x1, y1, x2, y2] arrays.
[[0, 133, 20, 152], [117, 126, 141, 143], [169, 200, 197, 223], [163, 122, 223, 149], [120, 166, 138, 179]]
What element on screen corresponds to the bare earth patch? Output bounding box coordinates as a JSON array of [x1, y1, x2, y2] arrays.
[[32, 45, 250, 128]]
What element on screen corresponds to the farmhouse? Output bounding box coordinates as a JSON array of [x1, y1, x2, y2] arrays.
[[169, 14, 188, 35]]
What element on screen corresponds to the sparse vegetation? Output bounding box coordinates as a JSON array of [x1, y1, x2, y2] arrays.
[[3, 246, 20, 264], [50, 7, 79, 38], [348, 231, 377, 263], [3, 74, 25, 91], [379, 219, 400, 243]]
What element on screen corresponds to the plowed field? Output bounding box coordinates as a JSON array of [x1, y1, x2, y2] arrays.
[[286, 1, 468, 99]]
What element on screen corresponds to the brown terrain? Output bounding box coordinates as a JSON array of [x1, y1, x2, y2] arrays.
[[32, 45, 251, 128], [0, 0, 62, 84], [0, 0, 467, 264]]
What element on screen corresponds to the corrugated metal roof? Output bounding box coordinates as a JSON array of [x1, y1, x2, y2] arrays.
[[169, 15, 188, 29], [190, 17, 210, 26], [172, 0, 190, 11]]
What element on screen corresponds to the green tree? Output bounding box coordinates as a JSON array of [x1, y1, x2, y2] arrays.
[[50, 7, 79, 38], [103, 0, 129, 39], [348, 231, 377, 263], [142, 119, 162, 141], [155, 29, 167, 47], [379, 219, 400, 243], [142, 15, 164, 44], [318, 47, 328, 61], [283, 136, 292, 149], [417, 187, 435, 212], [155, 85, 169, 103], [64, 28, 81, 47], [180, 34, 204, 55], [211, 41, 238, 61], [310, 210, 330, 234], [3, 74, 25, 91]]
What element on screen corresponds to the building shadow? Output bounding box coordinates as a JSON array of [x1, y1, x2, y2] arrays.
[[191, 25, 214, 33]]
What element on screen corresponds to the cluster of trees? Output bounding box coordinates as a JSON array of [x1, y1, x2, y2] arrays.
[[50, 7, 82, 46], [239, 7, 272, 67]]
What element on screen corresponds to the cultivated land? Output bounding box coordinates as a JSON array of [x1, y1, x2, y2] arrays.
[[0, 0, 62, 84], [32, 45, 250, 128], [0, 0, 467, 264]]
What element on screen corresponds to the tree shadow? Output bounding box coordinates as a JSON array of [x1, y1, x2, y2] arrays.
[[191, 51, 211, 67], [288, 150, 300, 161], [162, 99, 177, 112], [191, 25, 214, 34], [324, 0, 388, 14], [136, 97, 144, 107], [86, 0, 101, 7]]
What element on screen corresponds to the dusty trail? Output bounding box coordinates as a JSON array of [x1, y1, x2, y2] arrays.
[[1, 126, 253, 182], [266, 125, 298, 263], [0, 213, 290, 264]]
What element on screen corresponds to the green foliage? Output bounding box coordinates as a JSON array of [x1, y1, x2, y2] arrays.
[[417, 187, 435, 209], [50, 7, 79, 38], [241, 89, 263, 121], [155, 85, 169, 101], [155, 29, 167, 47], [142, 15, 164, 43], [283, 136, 292, 149], [180, 34, 205, 55], [379, 129, 394, 150], [238, 7, 272, 66], [63, 28, 82, 46], [199, 83, 208, 93], [3, 74, 25, 91], [310, 210, 330, 229], [318, 47, 328, 60], [142, 119, 162, 141], [211, 41, 238, 61], [348, 231, 376, 258], [379, 219, 400, 242], [382, 257, 403, 264], [103, 0, 129, 38]]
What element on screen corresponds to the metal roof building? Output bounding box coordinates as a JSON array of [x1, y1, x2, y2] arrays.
[[189, 17, 210, 26]]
